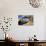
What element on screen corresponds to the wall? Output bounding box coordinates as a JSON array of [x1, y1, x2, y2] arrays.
[[0, 0, 46, 40]]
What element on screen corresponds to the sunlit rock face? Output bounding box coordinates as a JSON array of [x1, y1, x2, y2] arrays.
[[29, 0, 42, 8]]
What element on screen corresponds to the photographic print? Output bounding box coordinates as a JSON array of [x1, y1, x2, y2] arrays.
[[18, 15, 33, 26]]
